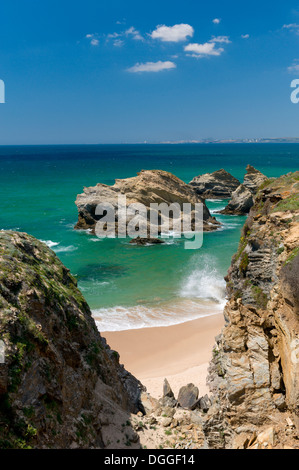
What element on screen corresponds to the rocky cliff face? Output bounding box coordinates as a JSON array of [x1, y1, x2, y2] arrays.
[[220, 165, 268, 215], [189, 169, 240, 199], [0, 231, 144, 449], [205, 172, 299, 448], [243, 164, 269, 194], [75, 169, 220, 235], [219, 184, 253, 215]]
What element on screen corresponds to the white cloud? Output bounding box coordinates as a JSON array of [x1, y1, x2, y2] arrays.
[[107, 26, 143, 44], [113, 39, 124, 47], [283, 23, 299, 34], [212, 18, 221, 24], [125, 26, 143, 41], [210, 35, 231, 44], [85, 33, 99, 46], [241, 34, 250, 39], [288, 60, 299, 72], [90, 38, 99, 46], [184, 42, 224, 57], [127, 60, 177, 73], [107, 32, 120, 39], [151, 24, 194, 42]]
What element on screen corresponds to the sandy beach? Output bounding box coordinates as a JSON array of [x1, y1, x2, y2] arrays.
[[103, 313, 224, 399]]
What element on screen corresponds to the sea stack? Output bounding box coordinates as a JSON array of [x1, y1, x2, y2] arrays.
[[74, 169, 220, 235], [220, 166, 268, 215], [189, 169, 240, 199]]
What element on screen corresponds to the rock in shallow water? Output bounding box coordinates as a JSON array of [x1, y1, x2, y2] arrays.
[[129, 236, 164, 246]]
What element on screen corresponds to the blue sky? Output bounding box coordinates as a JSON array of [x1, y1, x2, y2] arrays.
[[0, 0, 299, 144]]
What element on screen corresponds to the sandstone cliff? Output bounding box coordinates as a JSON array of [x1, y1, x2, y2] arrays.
[[189, 169, 240, 199], [0, 231, 144, 449], [219, 184, 253, 215], [205, 171, 299, 448], [75, 170, 220, 235], [220, 165, 268, 215]]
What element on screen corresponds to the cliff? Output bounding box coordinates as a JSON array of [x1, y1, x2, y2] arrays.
[[0, 231, 144, 449], [75, 169, 220, 235], [205, 171, 299, 448], [220, 165, 268, 215]]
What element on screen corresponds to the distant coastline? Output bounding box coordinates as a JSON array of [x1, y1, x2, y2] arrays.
[[1, 138, 299, 146], [160, 137, 299, 144]]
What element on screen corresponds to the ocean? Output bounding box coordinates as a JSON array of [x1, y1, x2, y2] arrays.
[[1, 143, 298, 331]]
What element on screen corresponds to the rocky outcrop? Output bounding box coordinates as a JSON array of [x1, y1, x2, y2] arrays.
[[75, 170, 220, 235], [219, 184, 254, 215], [0, 231, 144, 449], [189, 169, 240, 199], [205, 172, 299, 448], [129, 237, 164, 246], [243, 164, 268, 194], [220, 166, 268, 215]]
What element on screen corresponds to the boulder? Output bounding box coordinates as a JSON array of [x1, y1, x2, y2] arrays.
[[163, 378, 175, 398], [189, 169, 240, 199], [219, 184, 254, 215], [178, 383, 199, 410], [160, 378, 177, 408], [198, 394, 212, 412], [243, 165, 268, 194]]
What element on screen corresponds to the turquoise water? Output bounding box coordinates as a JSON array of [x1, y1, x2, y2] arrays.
[[0, 144, 298, 330]]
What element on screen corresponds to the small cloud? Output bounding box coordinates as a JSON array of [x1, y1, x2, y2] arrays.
[[241, 34, 250, 39], [151, 24, 194, 42], [212, 18, 221, 24], [127, 60, 177, 73], [125, 26, 143, 41], [184, 42, 224, 57], [85, 33, 99, 46], [283, 23, 299, 34], [113, 39, 124, 47], [107, 32, 121, 39], [210, 35, 231, 44], [288, 59, 299, 72]]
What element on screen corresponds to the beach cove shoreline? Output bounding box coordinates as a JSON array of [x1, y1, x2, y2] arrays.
[[103, 312, 225, 399]]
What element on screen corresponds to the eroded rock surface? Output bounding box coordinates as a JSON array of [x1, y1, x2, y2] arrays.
[[75, 170, 220, 235], [219, 184, 254, 215], [220, 166, 269, 215], [189, 169, 240, 199], [205, 172, 299, 448], [0, 231, 144, 449], [243, 164, 269, 194]]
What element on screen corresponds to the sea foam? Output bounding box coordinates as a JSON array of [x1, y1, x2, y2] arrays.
[[92, 298, 224, 332]]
